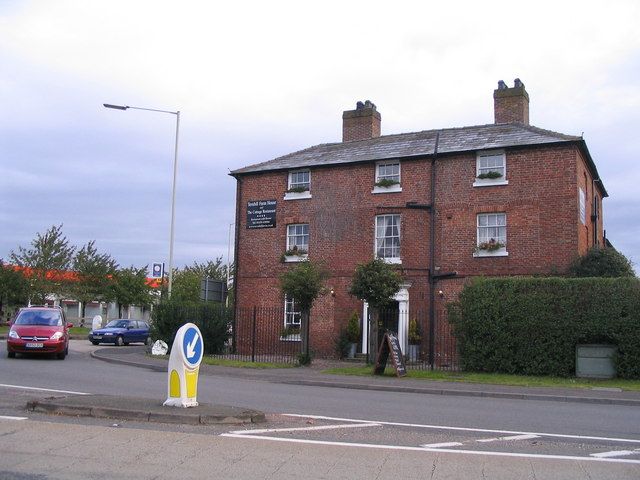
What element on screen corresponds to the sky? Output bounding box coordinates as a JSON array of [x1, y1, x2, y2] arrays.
[[1, 0, 639, 274]]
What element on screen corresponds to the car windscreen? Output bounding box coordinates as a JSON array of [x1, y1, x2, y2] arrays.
[[105, 320, 130, 328], [15, 310, 62, 326]]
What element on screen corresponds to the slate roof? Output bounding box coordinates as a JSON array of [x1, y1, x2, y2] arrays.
[[230, 122, 606, 196]]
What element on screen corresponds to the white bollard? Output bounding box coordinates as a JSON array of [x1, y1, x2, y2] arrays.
[[92, 315, 103, 331], [163, 323, 203, 408]]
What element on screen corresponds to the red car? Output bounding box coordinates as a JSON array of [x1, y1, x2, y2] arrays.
[[6, 306, 72, 360]]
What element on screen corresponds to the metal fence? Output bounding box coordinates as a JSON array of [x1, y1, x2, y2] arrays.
[[211, 305, 459, 370]]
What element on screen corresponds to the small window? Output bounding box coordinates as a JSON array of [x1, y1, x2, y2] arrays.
[[375, 214, 401, 263], [474, 151, 508, 187], [373, 161, 402, 193], [475, 213, 508, 257], [286, 224, 309, 256], [285, 170, 312, 200]]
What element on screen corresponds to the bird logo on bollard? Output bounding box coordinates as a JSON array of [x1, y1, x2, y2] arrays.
[[163, 323, 203, 408]]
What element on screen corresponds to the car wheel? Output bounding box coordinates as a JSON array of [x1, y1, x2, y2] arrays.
[[115, 336, 124, 347], [7, 351, 16, 358], [91, 341, 99, 345], [57, 351, 66, 360]]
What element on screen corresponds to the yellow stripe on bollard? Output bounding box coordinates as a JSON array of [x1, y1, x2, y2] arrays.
[[186, 369, 198, 398], [169, 370, 180, 398]]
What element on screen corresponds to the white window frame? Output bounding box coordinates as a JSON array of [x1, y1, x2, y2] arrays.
[[375, 214, 401, 263], [282, 295, 301, 341], [474, 212, 508, 257], [473, 150, 509, 187], [284, 224, 309, 262], [284, 170, 312, 200], [372, 160, 402, 194]]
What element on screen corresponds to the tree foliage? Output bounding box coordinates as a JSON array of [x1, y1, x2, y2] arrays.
[[0, 260, 30, 314], [349, 258, 402, 309], [9, 225, 75, 303], [110, 267, 152, 317], [569, 247, 635, 278], [279, 260, 328, 312], [72, 241, 118, 321], [168, 257, 229, 303]]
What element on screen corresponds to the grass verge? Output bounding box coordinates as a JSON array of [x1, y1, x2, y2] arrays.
[[322, 366, 640, 391], [146, 353, 294, 369]]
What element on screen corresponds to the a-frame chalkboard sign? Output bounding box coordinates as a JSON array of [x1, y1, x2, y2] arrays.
[[374, 332, 407, 377]]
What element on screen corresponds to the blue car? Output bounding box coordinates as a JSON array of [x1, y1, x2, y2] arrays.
[[88, 319, 150, 346]]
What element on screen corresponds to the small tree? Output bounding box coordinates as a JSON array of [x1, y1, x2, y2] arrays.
[[569, 247, 635, 278], [349, 258, 402, 362], [0, 260, 29, 318], [72, 241, 118, 324], [279, 260, 328, 362], [110, 267, 152, 318], [10, 225, 75, 304]]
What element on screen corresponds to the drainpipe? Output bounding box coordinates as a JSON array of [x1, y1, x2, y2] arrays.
[[428, 133, 440, 369], [232, 175, 242, 353]]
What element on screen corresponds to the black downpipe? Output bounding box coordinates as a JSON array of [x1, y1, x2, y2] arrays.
[[428, 133, 440, 368], [232, 176, 243, 353]]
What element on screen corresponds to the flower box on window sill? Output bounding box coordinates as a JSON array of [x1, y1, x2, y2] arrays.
[[284, 189, 312, 200], [379, 257, 402, 264], [282, 248, 308, 263], [473, 177, 509, 188], [372, 180, 402, 194], [473, 242, 508, 257], [280, 326, 301, 341]]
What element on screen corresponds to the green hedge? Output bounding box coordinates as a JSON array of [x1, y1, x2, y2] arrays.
[[151, 302, 232, 354], [448, 277, 640, 378]]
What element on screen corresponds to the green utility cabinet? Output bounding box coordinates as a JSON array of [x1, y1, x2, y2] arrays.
[[575, 344, 617, 379]]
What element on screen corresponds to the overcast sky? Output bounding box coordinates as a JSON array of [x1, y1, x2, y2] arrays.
[[1, 0, 639, 273]]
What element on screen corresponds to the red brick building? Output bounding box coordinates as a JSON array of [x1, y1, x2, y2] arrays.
[[229, 79, 607, 361]]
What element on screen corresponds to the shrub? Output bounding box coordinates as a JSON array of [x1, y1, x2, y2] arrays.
[[151, 301, 232, 354], [448, 277, 640, 378], [334, 329, 350, 359], [408, 318, 421, 345], [569, 247, 635, 278]]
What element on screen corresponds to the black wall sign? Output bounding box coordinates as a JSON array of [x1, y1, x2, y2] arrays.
[[247, 200, 277, 229], [374, 332, 407, 377]]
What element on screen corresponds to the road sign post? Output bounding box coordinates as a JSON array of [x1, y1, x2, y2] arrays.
[[163, 323, 204, 408]]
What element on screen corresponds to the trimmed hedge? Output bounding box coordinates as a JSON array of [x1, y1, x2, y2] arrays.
[[448, 277, 640, 378], [151, 302, 232, 354]]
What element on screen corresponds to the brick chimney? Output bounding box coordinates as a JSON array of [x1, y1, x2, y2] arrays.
[[493, 78, 529, 125], [342, 100, 381, 142]]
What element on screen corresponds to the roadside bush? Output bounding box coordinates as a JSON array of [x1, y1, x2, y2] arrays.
[[448, 277, 640, 378], [151, 301, 232, 354]]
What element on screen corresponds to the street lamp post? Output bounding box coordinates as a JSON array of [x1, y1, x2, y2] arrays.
[[103, 103, 180, 297]]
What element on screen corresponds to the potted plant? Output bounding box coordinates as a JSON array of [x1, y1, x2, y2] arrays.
[[282, 245, 308, 262], [345, 311, 360, 359], [407, 318, 421, 362]]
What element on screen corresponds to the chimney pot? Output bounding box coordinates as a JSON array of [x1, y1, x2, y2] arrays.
[[498, 80, 507, 90]]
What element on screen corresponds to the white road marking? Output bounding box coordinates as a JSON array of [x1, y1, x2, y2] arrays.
[[477, 434, 540, 443], [220, 433, 640, 465], [591, 449, 640, 458], [0, 384, 91, 396], [283, 414, 640, 445], [421, 442, 463, 448], [0, 415, 28, 421], [229, 422, 380, 435]]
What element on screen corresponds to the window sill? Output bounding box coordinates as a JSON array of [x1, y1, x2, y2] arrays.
[[280, 334, 301, 342], [473, 249, 509, 258], [473, 179, 509, 188], [284, 254, 308, 263], [284, 191, 312, 200], [372, 185, 402, 194], [378, 257, 402, 264]]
